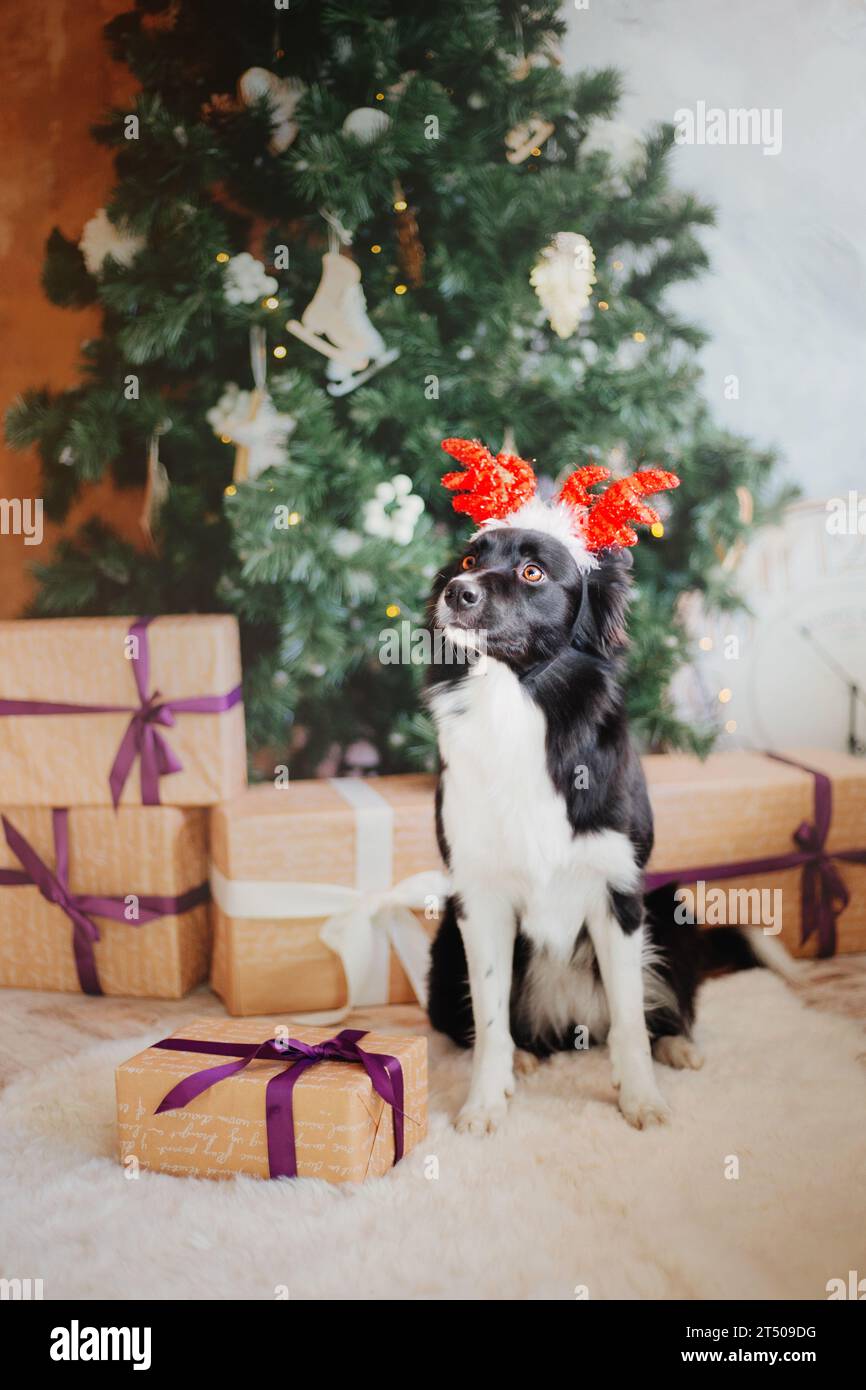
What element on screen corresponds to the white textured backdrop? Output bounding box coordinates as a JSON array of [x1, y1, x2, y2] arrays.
[[563, 0, 866, 496]]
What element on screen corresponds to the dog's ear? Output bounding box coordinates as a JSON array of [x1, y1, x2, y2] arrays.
[[571, 549, 632, 656]]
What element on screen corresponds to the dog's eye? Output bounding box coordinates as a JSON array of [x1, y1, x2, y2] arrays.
[[520, 563, 545, 584], [461, 555, 477, 571]]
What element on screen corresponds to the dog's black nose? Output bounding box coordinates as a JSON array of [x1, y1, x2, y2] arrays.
[[443, 578, 482, 610]]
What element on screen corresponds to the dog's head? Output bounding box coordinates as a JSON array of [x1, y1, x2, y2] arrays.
[[429, 527, 632, 672]]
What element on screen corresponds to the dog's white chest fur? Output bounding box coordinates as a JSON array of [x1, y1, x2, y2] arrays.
[[429, 657, 638, 1002]]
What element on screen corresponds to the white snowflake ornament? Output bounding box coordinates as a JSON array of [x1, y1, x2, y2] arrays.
[[238, 68, 305, 154], [207, 382, 295, 480], [79, 209, 145, 276]]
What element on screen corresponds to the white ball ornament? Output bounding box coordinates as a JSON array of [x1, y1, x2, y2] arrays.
[[341, 107, 391, 143]]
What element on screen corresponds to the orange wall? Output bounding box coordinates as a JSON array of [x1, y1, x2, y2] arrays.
[[0, 0, 143, 618]]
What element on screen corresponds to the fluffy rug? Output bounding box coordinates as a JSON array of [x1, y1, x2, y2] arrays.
[[2, 970, 865, 1301]]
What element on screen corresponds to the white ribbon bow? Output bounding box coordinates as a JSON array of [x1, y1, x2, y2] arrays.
[[209, 864, 449, 1024]]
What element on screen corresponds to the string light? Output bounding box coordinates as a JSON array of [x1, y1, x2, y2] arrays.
[[215, 252, 230, 264], [651, 521, 664, 538], [224, 484, 237, 496], [386, 603, 401, 618], [612, 259, 624, 270], [375, 92, 385, 101], [698, 636, 713, 651], [393, 198, 408, 212], [263, 296, 279, 310], [597, 300, 609, 311], [371, 244, 382, 254], [531, 147, 542, 157], [718, 688, 733, 704], [394, 283, 408, 295], [725, 719, 737, 733], [287, 511, 301, 525], [273, 345, 287, 359], [633, 331, 646, 342]]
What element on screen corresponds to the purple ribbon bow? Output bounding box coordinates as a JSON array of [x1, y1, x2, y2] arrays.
[[0, 617, 243, 807], [153, 1029, 407, 1179], [644, 752, 866, 957], [0, 810, 209, 994]]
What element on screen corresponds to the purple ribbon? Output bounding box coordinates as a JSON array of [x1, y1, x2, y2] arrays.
[[644, 752, 866, 957], [0, 810, 209, 994], [0, 617, 243, 807], [153, 1029, 407, 1179]]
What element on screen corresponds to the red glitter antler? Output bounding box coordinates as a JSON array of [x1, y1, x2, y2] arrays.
[[441, 438, 537, 525], [570, 468, 680, 551]]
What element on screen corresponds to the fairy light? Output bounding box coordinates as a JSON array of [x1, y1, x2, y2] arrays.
[[598, 300, 609, 311], [371, 244, 382, 254], [215, 251, 230, 263], [375, 92, 385, 101], [698, 636, 714, 651], [386, 603, 401, 618], [394, 283, 408, 295], [393, 198, 408, 212], [612, 259, 624, 270], [287, 511, 301, 525], [718, 688, 733, 704], [263, 296, 279, 310], [651, 521, 665, 538], [224, 484, 237, 497], [725, 719, 737, 733], [273, 345, 287, 359], [531, 147, 542, 157], [220, 434, 232, 444], [633, 331, 646, 342]]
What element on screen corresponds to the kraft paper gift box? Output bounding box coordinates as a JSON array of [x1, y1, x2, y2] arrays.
[[210, 776, 448, 1016], [0, 804, 210, 996], [644, 748, 866, 959], [0, 614, 246, 807], [115, 1016, 428, 1182]]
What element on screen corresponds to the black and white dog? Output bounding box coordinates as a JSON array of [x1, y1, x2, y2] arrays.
[[424, 438, 778, 1135]]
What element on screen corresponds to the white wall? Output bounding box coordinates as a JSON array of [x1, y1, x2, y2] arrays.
[[563, 0, 866, 496]]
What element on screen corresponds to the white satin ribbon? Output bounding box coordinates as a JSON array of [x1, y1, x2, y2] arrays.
[[211, 777, 448, 1023]]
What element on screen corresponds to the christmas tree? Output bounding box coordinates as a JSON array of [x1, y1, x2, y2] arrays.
[[5, 0, 789, 775]]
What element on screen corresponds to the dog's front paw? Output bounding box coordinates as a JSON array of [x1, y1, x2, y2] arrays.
[[455, 1097, 510, 1136], [618, 1084, 671, 1130], [455, 1072, 514, 1136]]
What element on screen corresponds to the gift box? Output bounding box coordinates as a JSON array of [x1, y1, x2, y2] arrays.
[[0, 614, 246, 806], [0, 804, 210, 996], [115, 1017, 428, 1182], [210, 776, 447, 1017], [644, 748, 866, 958]]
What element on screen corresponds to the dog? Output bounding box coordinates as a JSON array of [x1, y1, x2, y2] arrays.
[[424, 438, 785, 1134]]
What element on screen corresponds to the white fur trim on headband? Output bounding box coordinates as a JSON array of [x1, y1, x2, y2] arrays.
[[471, 497, 597, 572]]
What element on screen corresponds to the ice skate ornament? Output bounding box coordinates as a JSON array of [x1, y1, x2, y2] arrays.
[[505, 115, 555, 164], [287, 251, 399, 396]]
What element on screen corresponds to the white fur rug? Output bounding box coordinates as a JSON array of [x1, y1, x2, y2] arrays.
[[2, 971, 865, 1301]]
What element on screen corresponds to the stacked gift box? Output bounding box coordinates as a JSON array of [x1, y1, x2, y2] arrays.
[[2, 616, 864, 1181], [0, 614, 246, 998]]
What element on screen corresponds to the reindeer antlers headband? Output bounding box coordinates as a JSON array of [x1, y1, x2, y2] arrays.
[[440, 437, 679, 570]]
